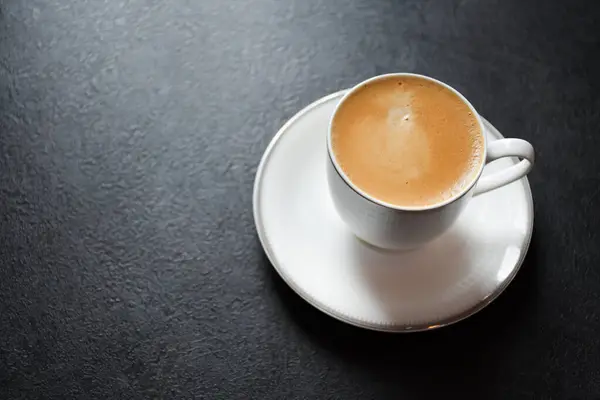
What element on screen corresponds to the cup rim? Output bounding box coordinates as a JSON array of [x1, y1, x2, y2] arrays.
[[327, 73, 487, 212]]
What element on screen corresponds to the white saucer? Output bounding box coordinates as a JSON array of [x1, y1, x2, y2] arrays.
[[253, 90, 533, 332]]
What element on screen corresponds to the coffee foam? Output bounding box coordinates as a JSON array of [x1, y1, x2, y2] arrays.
[[331, 76, 484, 207]]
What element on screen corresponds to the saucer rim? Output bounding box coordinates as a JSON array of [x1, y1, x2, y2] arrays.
[[253, 90, 534, 333]]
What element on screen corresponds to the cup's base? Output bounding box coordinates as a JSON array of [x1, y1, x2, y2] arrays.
[[354, 235, 420, 252], [253, 90, 534, 332]]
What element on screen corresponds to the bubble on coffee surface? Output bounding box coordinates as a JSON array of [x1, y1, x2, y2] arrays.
[[387, 106, 412, 127]]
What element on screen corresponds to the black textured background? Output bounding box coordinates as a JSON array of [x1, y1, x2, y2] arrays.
[[1, 0, 599, 398]]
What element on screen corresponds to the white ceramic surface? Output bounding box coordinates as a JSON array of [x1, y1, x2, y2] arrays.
[[326, 73, 535, 250], [253, 91, 534, 332]]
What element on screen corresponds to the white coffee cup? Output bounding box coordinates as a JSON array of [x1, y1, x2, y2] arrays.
[[326, 73, 535, 250]]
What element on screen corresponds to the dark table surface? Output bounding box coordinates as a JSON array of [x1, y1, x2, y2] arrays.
[[1, 0, 599, 398]]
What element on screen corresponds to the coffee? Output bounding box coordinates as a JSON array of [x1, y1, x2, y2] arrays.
[[331, 75, 484, 207]]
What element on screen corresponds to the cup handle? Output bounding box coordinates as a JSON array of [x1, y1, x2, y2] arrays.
[[473, 139, 535, 196]]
